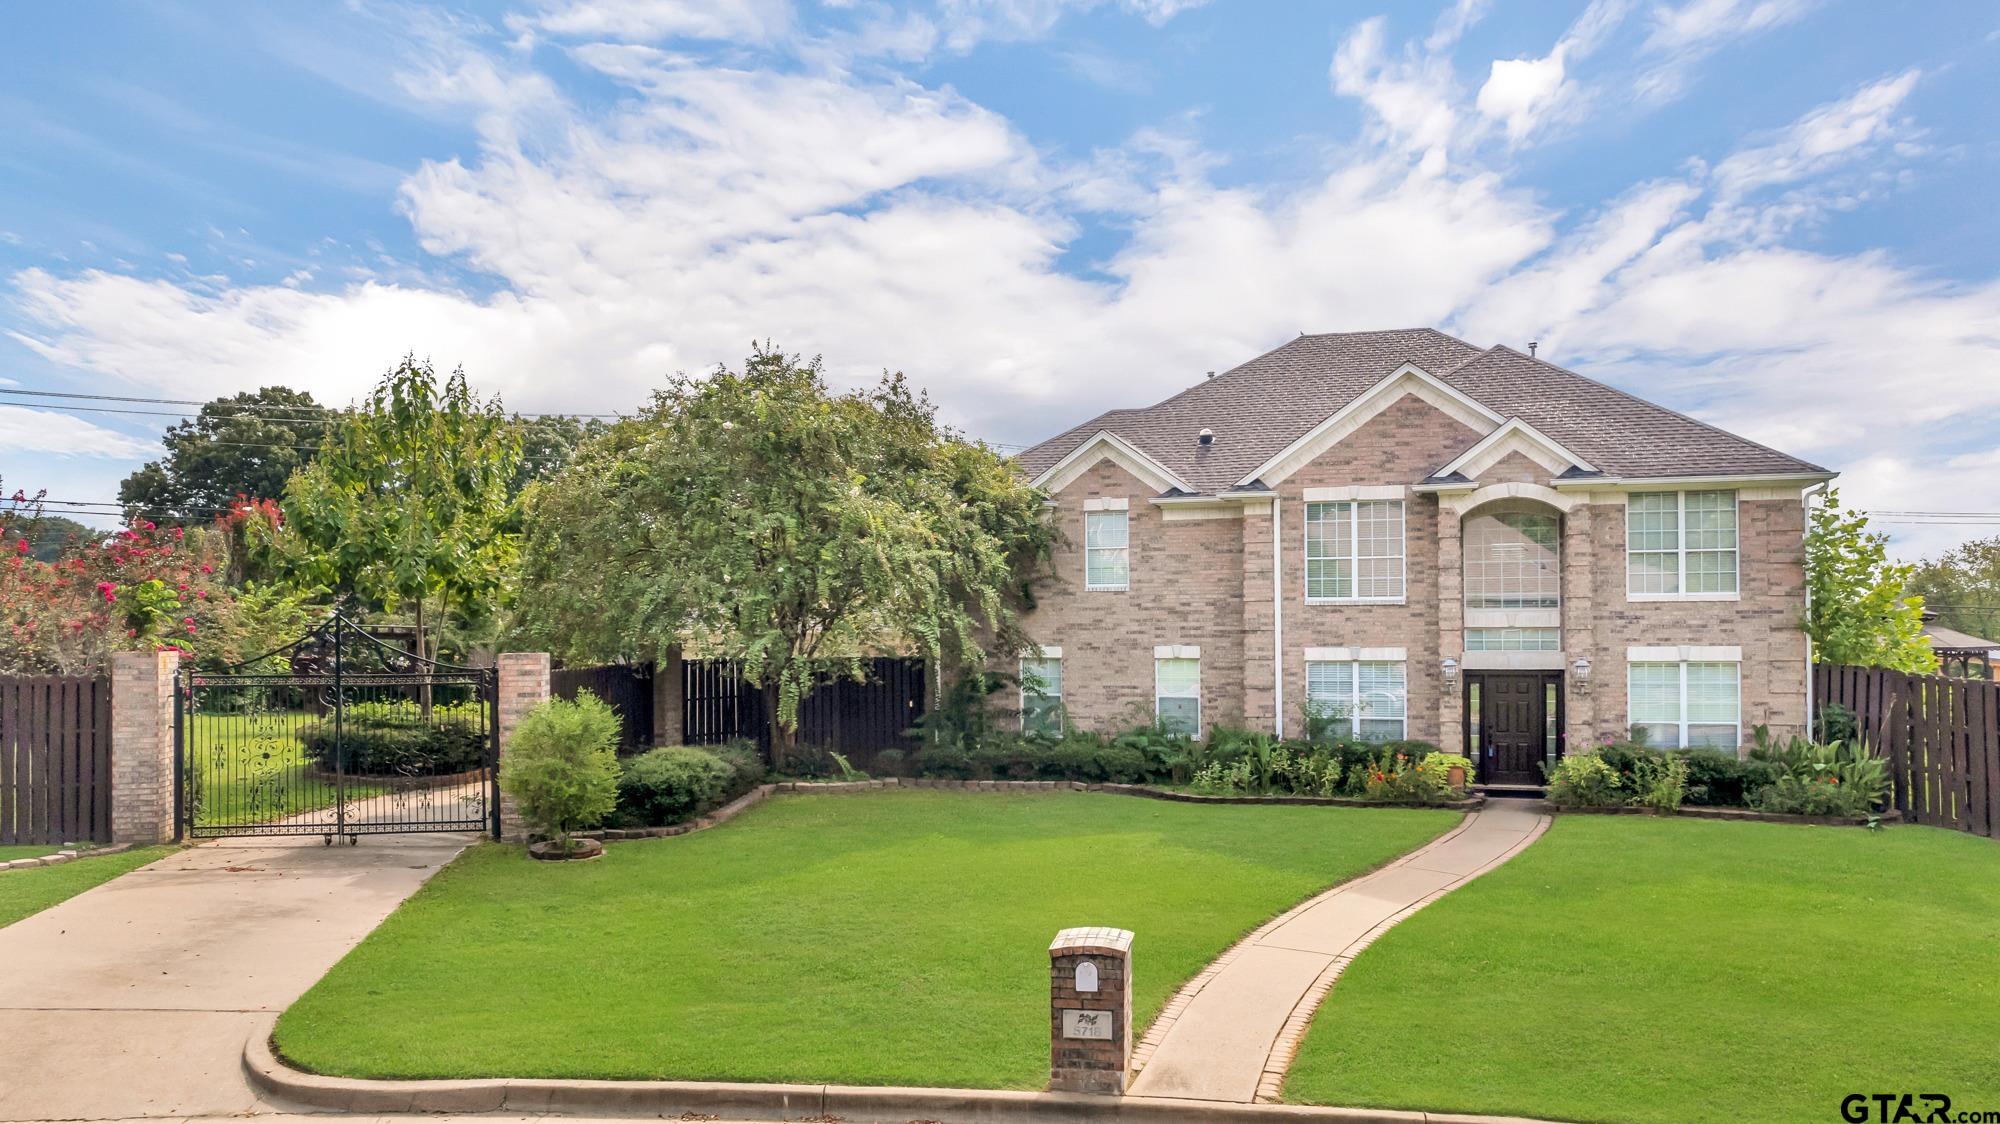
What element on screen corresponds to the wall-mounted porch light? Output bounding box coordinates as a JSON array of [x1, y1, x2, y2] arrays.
[[1440, 656, 1459, 687], [1571, 656, 1593, 692]]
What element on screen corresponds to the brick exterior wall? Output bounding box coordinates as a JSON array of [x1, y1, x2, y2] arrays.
[[110, 649, 179, 845], [1274, 395, 1483, 742], [497, 652, 551, 842], [1017, 390, 1815, 754], [1028, 460, 1244, 733]]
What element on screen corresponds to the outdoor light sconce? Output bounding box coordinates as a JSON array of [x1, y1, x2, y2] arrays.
[[1571, 657, 1593, 692], [1440, 657, 1459, 687]]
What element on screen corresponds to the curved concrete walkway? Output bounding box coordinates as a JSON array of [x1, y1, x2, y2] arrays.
[[1127, 801, 1550, 1104]]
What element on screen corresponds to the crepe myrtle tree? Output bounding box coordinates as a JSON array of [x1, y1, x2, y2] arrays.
[[277, 357, 522, 692], [516, 343, 1055, 767]]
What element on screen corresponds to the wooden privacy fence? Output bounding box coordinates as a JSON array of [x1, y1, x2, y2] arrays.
[[1815, 664, 2000, 838], [551, 663, 655, 752], [683, 658, 928, 769], [0, 676, 114, 845]]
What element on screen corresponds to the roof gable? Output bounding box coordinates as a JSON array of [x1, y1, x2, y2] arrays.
[[1434, 417, 1598, 481], [1029, 429, 1194, 496], [1239, 363, 1503, 486]]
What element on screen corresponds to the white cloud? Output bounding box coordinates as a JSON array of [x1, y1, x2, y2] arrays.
[[1476, 53, 1568, 142], [1636, 0, 1817, 101], [0, 406, 155, 459], [1712, 69, 1921, 199], [5, 2, 1994, 560], [513, 0, 794, 43]]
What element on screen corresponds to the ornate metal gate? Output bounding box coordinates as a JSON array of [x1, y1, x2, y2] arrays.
[[175, 613, 498, 842]]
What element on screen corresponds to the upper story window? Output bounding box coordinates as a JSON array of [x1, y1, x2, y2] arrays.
[[1305, 499, 1405, 602], [1020, 654, 1063, 736], [1464, 510, 1560, 610], [1084, 509, 1129, 591], [1628, 490, 1738, 598]]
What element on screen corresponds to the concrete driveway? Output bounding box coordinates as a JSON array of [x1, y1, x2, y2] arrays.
[[0, 832, 470, 1122]]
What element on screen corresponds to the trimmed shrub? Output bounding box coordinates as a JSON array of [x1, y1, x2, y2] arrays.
[[498, 691, 621, 849], [300, 701, 486, 775], [615, 740, 762, 826]]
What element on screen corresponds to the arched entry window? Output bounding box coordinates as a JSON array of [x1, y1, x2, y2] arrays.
[[1464, 508, 1561, 611]]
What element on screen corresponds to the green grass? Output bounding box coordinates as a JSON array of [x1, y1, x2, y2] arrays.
[[276, 789, 1456, 1087], [1285, 817, 2000, 1123], [185, 712, 382, 827], [0, 844, 68, 862], [0, 846, 176, 928]]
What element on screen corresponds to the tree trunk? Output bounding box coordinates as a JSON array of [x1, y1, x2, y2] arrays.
[[414, 597, 434, 719], [763, 679, 794, 773]]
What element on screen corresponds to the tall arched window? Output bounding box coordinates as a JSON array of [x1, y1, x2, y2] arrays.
[[1464, 508, 1560, 611]]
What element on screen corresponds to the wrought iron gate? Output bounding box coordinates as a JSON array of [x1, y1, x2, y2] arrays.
[[175, 613, 498, 842]]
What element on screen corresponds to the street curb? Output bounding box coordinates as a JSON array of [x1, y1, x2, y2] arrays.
[[242, 1015, 1557, 1124]]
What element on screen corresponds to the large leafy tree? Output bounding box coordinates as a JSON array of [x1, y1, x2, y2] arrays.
[[1909, 537, 2000, 648], [1803, 489, 1937, 674], [516, 344, 1054, 764], [118, 387, 330, 524], [278, 358, 521, 673]]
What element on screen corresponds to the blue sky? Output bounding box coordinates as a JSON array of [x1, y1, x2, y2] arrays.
[[2, 0, 1997, 557]]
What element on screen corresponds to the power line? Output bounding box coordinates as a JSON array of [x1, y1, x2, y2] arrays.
[[0, 386, 622, 419]]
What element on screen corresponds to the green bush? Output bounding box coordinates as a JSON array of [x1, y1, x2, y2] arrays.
[[1545, 753, 1625, 807], [1628, 753, 1691, 813], [1750, 774, 1874, 817], [498, 691, 621, 849], [1745, 731, 1888, 817], [300, 701, 487, 775], [1679, 749, 1779, 806], [614, 739, 762, 826]]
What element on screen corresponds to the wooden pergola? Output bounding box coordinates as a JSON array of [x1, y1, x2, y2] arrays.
[[1922, 615, 1998, 681]]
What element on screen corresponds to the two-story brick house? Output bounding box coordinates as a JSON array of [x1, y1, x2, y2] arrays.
[[1011, 328, 1834, 785]]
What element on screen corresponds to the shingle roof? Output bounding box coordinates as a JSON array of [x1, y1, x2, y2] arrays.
[[1014, 328, 1828, 494]]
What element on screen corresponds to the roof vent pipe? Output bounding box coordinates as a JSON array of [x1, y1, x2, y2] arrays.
[[1198, 428, 1214, 446], [1528, 341, 1539, 357]]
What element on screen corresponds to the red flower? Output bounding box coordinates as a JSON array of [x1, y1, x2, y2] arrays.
[[13, 539, 25, 555]]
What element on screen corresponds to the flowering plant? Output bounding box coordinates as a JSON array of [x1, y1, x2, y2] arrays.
[[0, 490, 233, 674]]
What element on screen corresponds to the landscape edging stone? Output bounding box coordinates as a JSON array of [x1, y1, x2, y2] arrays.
[[552, 779, 1482, 845], [0, 842, 132, 873]]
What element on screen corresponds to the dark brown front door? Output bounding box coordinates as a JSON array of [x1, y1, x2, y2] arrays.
[[1474, 673, 1557, 786]]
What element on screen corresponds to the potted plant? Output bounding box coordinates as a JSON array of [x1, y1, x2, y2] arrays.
[[498, 690, 621, 860]]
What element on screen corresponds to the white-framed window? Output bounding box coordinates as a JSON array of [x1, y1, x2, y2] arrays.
[[1464, 510, 1560, 610], [1627, 491, 1738, 597], [1305, 500, 1405, 601], [1020, 654, 1062, 736], [1305, 659, 1408, 742], [1084, 509, 1129, 591], [1628, 660, 1740, 749], [1464, 627, 1561, 651], [1155, 654, 1201, 737]]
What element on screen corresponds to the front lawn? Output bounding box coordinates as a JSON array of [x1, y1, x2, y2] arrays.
[[1286, 817, 2000, 1123], [0, 846, 177, 928], [276, 789, 1455, 1087], [0, 844, 69, 862]]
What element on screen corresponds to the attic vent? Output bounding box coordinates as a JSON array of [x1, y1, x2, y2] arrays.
[[1198, 428, 1214, 447]]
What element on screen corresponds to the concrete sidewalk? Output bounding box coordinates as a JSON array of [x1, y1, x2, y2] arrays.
[[0, 832, 470, 1122], [1127, 802, 1550, 1104]]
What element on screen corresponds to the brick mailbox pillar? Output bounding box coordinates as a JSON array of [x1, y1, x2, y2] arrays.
[[1049, 927, 1134, 1095]]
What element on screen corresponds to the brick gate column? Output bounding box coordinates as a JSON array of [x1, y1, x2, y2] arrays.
[[111, 649, 179, 845], [497, 652, 550, 842]]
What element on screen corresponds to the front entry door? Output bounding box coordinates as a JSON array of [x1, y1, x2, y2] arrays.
[[1475, 674, 1557, 786]]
